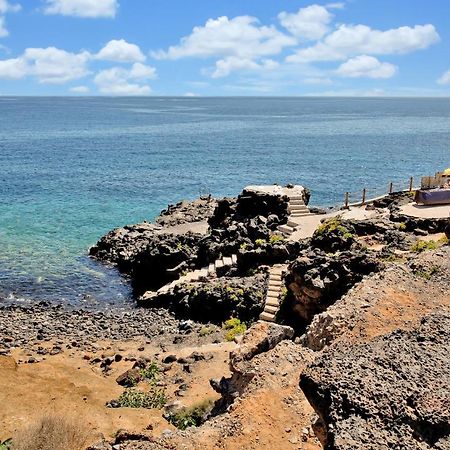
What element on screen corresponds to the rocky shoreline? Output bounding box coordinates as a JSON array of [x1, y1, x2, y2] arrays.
[[1, 184, 449, 450]]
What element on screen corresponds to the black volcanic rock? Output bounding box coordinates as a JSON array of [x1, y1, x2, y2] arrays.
[[300, 313, 450, 450]]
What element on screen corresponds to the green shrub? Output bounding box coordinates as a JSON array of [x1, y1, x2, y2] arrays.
[[240, 242, 249, 251], [140, 362, 159, 383], [0, 439, 12, 450], [222, 318, 247, 341], [316, 217, 353, 239], [199, 326, 213, 336], [269, 234, 284, 245], [414, 266, 440, 280], [255, 238, 267, 247], [410, 240, 438, 253], [398, 222, 407, 231], [166, 399, 214, 430], [115, 388, 166, 409]]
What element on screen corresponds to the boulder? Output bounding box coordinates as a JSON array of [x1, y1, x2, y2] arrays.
[[300, 313, 450, 450]]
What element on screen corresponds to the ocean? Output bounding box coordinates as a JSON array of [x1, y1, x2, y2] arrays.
[[0, 96, 448, 307]]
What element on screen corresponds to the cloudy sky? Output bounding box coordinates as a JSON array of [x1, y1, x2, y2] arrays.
[[0, 0, 449, 96]]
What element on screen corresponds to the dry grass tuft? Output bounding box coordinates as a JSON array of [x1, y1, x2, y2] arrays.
[[12, 415, 92, 450]]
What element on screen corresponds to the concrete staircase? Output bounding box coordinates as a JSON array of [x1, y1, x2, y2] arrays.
[[157, 254, 238, 295], [277, 195, 310, 237], [259, 264, 288, 322]]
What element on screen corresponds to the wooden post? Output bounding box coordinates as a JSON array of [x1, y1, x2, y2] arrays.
[[362, 188, 366, 205], [389, 182, 393, 194], [344, 192, 349, 209], [409, 177, 413, 192]]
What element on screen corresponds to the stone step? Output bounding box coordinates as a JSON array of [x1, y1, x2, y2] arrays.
[[287, 219, 299, 228], [278, 225, 295, 235], [267, 288, 280, 297], [231, 254, 238, 264], [259, 312, 276, 322], [288, 195, 304, 201], [265, 298, 280, 307], [197, 268, 209, 279], [270, 269, 283, 276], [290, 212, 310, 218], [288, 205, 309, 212], [269, 279, 282, 287], [223, 256, 233, 266], [215, 259, 224, 270], [289, 200, 306, 206], [208, 263, 215, 274], [264, 305, 279, 314]]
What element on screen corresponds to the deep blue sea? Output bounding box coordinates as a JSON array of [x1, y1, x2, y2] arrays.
[[0, 97, 449, 307]]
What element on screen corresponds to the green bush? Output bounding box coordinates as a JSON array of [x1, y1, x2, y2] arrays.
[[414, 266, 440, 280], [199, 326, 213, 336], [140, 362, 159, 383], [166, 399, 214, 430], [269, 234, 284, 244], [398, 222, 407, 231], [316, 217, 353, 239], [410, 240, 438, 253], [255, 239, 267, 247], [116, 388, 166, 409], [222, 318, 247, 341], [0, 439, 12, 450]]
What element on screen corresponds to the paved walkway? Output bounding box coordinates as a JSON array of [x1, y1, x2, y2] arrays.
[[399, 203, 450, 219]]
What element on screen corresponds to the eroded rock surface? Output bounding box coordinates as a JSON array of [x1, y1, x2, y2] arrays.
[[300, 313, 450, 450]]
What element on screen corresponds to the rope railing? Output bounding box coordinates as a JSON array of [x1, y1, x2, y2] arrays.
[[343, 177, 415, 208]]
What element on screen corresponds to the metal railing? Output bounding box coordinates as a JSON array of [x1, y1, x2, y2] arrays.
[[343, 177, 415, 208]]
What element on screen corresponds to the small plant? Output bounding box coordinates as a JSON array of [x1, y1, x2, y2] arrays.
[[115, 388, 166, 409], [140, 362, 159, 383], [414, 265, 441, 280], [280, 286, 288, 302], [269, 234, 284, 245], [0, 439, 12, 450], [410, 240, 438, 253], [199, 326, 213, 336], [255, 238, 267, 247], [165, 399, 214, 430], [316, 217, 353, 239], [11, 415, 91, 450], [398, 222, 407, 231], [240, 242, 249, 251], [222, 317, 247, 341]]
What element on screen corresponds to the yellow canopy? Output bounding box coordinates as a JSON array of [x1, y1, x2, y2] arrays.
[[444, 168, 450, 175]]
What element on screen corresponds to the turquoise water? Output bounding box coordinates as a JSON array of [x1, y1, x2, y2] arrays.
[[0, 97, 449, 306]]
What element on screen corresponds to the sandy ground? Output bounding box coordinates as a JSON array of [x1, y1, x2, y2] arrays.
[[399, 202, 450, 218], [0, 338, 235, 444]]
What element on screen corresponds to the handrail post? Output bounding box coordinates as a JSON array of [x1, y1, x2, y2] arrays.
[[409, 177, 413, 192], [389, 182, 393, 194], [344, 192, 349, 209], [362, 188, 366, 205]]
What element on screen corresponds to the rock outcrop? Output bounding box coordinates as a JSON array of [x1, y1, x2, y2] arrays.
[[300, 313, 450, 450], [139, 274, 267, 324]]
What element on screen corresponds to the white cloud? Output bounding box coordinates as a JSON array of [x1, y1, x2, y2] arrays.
[[0, 56, 26, 78], [94, 62, 156, 95], [0, 0, 21, 37], [69, 85, 89, 93], [153, 16, 295, 60], [287, 24, 439, 63], [336, 55, 397, 78], [278, 4, 333, 40], [326, 2, 345, 9], [212, 57, 278, 78], [152, 15, 295, 78], [43, 0, 118, 18], [437, 69, 450, 85], [0, 47, 90, 83], [96, 39, 145, 63]]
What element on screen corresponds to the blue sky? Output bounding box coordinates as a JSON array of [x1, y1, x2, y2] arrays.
[[0, 0, 450, 96]]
